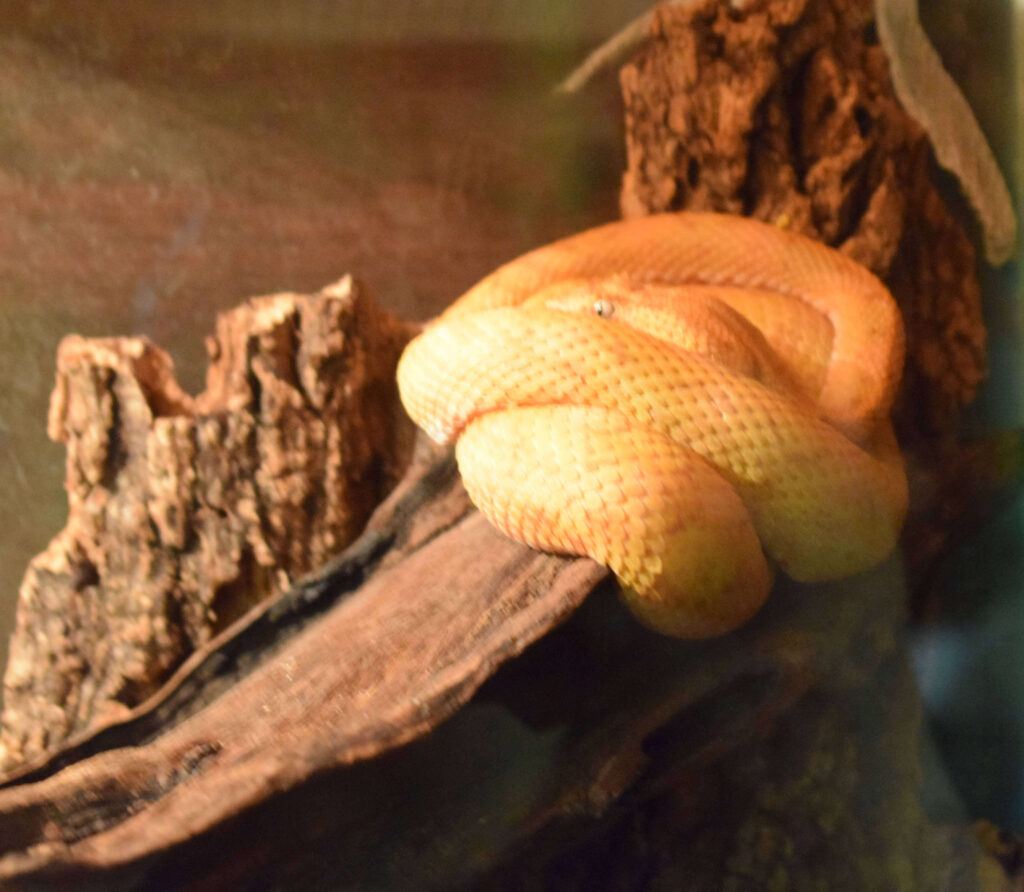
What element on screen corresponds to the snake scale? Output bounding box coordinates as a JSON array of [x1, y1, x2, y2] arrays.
[[397, 212, 908, 637]]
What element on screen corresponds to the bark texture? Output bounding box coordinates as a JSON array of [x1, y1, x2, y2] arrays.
[[0, 455, 991, 891], [619, 0, 986, 436], [0, 278, 413, 770]]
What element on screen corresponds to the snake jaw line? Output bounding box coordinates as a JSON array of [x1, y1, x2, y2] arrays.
[[398, 212, 908, 639]]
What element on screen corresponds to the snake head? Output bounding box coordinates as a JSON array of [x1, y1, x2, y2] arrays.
[[525, 276, 807, 394], [522, 276, 630, 317]]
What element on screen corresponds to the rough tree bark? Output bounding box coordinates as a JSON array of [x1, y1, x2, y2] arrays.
[[619, 0, 986, 439], [0, 278, 414, 770], [0, 0, 1019, 889]]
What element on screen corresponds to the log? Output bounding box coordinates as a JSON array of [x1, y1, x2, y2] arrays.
[[0, 433, 609, 889], [0, 278, 415, 769], [0, 430, 989, 889]]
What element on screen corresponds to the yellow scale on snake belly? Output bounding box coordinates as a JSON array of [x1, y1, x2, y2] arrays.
[[397, 212, 908, 638]]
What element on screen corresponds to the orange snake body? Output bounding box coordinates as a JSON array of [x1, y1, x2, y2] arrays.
[[397, 213, 908, 637]]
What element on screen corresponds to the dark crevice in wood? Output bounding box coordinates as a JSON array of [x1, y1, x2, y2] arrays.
[[0, 510, 396, 791]]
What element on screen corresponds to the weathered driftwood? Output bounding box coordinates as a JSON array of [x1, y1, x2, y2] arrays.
[[619, 0, 986, 437], [0, 278, 414, 769], [0, 428, 995, 889], [0, 431, 612, 889]]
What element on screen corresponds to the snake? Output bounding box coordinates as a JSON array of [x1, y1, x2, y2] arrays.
[[396, 212, 908, 638]]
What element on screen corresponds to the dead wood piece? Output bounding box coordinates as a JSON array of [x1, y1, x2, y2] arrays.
[[0, 459, 994, 889], [0, 277, 414, 771], [619, 0, 985, 436], [0, 436, 610, 889]]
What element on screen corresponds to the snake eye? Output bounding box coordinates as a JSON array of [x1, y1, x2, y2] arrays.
[[593, 299, 616, 318]]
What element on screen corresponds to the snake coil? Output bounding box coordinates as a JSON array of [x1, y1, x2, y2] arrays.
[[398, 213, 907, 637]]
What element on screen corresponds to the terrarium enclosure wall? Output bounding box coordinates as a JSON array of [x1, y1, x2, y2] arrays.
[[0, 1, 1022, 889]]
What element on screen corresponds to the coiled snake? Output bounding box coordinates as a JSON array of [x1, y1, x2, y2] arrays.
[[397, 213, 908, 637]]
